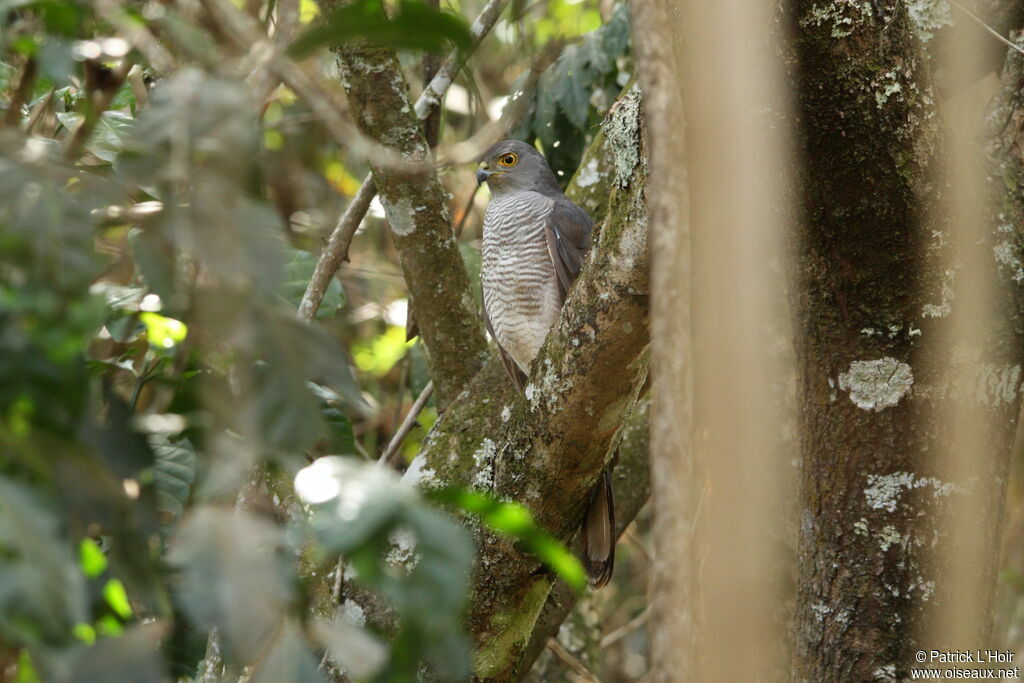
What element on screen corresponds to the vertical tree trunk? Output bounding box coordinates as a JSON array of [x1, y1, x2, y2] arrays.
[[792, 2, 1024, 680], [631, 3, 693, 680]]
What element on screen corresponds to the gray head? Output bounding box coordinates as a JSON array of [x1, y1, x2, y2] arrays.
[[476, 140, 562, 197]]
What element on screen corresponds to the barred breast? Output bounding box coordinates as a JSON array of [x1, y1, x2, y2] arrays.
[[481, 191, 562, 374]]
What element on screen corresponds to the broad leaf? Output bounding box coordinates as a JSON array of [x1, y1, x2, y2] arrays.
[[289, 0, 472, 58]]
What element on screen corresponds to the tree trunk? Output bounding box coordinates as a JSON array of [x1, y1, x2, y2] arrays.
[[630, 2, 695, 681], [792, 2, 1024, 680], [329, 8, 489, 407]]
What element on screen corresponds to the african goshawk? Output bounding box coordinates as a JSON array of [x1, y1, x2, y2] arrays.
[[476, 140, 615, 588]]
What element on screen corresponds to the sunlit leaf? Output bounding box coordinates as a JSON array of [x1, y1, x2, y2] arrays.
[[102, 579, 132, 619], [431, 487, 587, 591], [352, 326, 413, 377], [14, 649, 42, 683], [72, 622, 96, 645], [78, 538, 107, 579], [138, 312, 187, 350]]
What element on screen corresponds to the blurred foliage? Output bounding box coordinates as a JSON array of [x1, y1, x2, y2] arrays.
[[509, 2, 631, 182], [0, 0, 639, 680], [289, 0, 472, 58]]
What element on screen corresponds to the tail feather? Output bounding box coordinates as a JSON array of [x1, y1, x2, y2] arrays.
[[581, 469, 615, 589]]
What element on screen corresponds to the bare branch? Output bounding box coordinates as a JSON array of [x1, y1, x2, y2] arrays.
[[297, 178, 377, 321], [380, 380, 434, 467], [949, 0, 1024, 56], [545, 639, 599, 682]]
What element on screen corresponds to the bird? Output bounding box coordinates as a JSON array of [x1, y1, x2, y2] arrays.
[[476, 140, 615, 589]]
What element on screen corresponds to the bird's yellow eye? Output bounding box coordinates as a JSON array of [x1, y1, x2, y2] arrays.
[[497, 153, 518, 167]]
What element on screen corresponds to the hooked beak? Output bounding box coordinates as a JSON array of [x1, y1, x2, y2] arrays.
[[476, 163, 504, 184]]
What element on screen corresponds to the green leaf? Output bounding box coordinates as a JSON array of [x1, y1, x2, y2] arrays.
[[168, 507, 292, 663], [321, 407, 356, 456], [431, 487, 587, 592], [0, 478, 87, 645], [102, 578, 132, 619], [15, 649, 42, 683], [556, 48, 593, 130], [56, 110, 135, 163], [150, 435, 196, 528], [289, 0, 472, 58], [36, 38, 74, 83], [138, 312, 187, 350], [78, 539, 107, 579], [72, 622, 96, 645], [601, 3, 631, 59], [534, 68, 560, 147]]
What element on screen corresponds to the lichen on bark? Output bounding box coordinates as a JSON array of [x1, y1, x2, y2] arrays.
[[792, 1, 1024, 679]]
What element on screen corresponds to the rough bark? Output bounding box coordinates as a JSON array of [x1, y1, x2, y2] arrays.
[[329, 8, 489, 407], [517, 395, 651, 680], [792, 2, 1024, 680], [362, 82, 650, 681]]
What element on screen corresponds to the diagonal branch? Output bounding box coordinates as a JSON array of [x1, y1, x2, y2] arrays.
[[385, 83, 649, 680]]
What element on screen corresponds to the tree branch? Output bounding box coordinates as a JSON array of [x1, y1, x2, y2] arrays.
[[328, 8, 490, 408], [516, 395, 651, 679]]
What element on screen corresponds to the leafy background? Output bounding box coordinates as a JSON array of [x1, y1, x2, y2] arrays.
[[0, 0, 650, 680]]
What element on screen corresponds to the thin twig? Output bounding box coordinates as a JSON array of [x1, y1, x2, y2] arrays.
[[318, 556, 349, 671], [600, 607, 650, 648], [126, 65, 149, 108], [437, 39, 562, 167], [545, 638, 600, 682], [297, 178, 377, 321], [948, 0, 1024, 57], [454, 183, 481, 239], [380, 381, 434, 468], [296, 0, 512, 321]]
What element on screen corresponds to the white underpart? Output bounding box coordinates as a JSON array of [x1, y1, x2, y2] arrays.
[[481, 191, 561, 373]]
